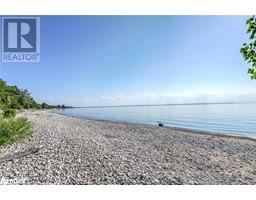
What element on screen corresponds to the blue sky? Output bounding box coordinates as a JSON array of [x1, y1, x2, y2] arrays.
[[1, 16, 255, 106]]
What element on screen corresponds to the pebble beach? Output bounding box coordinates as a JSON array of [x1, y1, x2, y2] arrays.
[[0, 110, 256, 184]]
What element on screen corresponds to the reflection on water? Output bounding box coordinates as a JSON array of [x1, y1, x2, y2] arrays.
[[56, 103, 256, 137]]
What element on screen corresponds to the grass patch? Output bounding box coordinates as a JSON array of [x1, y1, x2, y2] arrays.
[[3, 109, 16, 118], [0, 116, 32, 146]]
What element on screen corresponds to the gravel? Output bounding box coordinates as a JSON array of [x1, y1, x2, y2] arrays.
[[0, 110, 256, 185]]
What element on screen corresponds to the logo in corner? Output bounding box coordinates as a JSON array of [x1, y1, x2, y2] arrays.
[[2, 17, 40, 62]]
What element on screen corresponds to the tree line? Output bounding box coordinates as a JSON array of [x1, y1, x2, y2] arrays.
[[0, 79, 71, 110]]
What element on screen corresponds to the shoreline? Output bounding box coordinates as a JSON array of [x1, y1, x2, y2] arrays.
[[0, 109, 256, 184], [54, 110, 256, 142]]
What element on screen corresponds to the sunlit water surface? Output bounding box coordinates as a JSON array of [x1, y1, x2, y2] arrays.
[[56, 103, 256, 137]]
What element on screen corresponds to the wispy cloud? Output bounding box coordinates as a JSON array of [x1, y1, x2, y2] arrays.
[[40, 87, 256, 107]]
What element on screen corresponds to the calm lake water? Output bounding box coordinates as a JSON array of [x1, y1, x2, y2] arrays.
[[56, 103, 256, 137]]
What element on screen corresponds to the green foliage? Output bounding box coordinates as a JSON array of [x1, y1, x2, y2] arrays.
[[41, 102, 50, 109], [0, 79, 71, 110], [0, 79, 41, 110], [0, 116, 32, 146], [3, 109, 16, 118], [241, 16, 256, 80], [0, 79, 71, 147]]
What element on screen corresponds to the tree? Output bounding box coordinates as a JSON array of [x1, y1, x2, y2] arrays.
[[41, 103, 49, 109], [241, 16, 256, 80], [0, 79, 71, 110], [0, 79, 41, 109]]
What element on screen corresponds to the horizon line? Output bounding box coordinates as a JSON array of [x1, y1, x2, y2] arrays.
[[64, 101, 256, 109]]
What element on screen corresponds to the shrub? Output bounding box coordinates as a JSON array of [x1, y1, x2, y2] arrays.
[[0, 117, 32, 146], [3, 109, 16, 118]]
